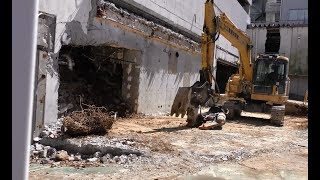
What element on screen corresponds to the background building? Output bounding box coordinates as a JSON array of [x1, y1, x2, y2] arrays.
[[247, 0, 308, 101]]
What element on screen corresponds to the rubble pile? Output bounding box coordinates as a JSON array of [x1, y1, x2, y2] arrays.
[[63, 105, 116, 136], [39, 118, 64, 138], [30, 137, 146, 166], [30, 145, 143, 166]]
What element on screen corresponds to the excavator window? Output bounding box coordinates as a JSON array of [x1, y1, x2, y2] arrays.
[[253, 58, 288, 94]]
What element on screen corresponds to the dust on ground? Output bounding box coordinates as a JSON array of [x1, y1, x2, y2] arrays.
[[29, 114, 308, 180]]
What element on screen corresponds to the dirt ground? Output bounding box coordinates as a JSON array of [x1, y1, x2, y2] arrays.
[[29, 113, 308, 180]]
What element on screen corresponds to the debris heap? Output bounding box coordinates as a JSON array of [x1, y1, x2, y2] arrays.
[[63, 104, 116, 136], [30, 136, 146, 166]]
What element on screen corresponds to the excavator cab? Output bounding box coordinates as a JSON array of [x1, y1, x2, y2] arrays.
[[252, 54, 290, 97]]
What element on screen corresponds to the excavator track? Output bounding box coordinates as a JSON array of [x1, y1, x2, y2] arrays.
[[270, 105, 285, 126]]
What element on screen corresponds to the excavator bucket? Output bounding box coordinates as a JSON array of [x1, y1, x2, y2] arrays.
[[170, 87, 192, 118]]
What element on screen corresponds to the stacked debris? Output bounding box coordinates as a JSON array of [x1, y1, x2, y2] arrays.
[[30, 136, 147, 166], [39, 118, 64, 138], [63, 104, 116, 136], [30, 144, 144, 166]]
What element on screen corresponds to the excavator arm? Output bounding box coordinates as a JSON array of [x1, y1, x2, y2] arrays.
[[200, 0, 256, 100], [201, 0, 253, 84], [217, 13, 253, 81], [200, 0, 216, 86], [170, 0, 252, 126]]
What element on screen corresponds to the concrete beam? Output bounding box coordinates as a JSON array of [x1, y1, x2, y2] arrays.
[[105, 0, 201, 43], [39, 136, 145, 156]]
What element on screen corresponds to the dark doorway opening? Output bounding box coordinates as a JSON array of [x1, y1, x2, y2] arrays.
[[58, 45, 131, 117], [215, 60, 238, 93], [265, 28, 280, 53]]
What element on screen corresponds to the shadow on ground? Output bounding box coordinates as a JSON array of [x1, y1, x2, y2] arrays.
[[143, 126, 190, 133], [227, 116, 273, 127]]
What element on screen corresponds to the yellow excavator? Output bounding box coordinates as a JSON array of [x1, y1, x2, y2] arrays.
[[170, 0, 290, 129]]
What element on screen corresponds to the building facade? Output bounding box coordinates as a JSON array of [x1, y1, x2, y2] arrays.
[[33, 0, 251, 137]]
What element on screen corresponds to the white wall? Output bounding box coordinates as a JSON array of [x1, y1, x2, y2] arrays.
[[246, 27, 267, 59], [288, 75, 308, 101], [129, 0, 251, 72], [279, 27, 308, 75], [67, 17, 202, 115], [38, 0, 93, 124], [39, 0, 93, 53]]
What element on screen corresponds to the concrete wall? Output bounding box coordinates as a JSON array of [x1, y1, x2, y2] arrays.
[[246, 27, 267, 59], [288, 75, 308, 101], [38, 0, 94, 124], [67, 17, 201, 115], [116, 0, 251, 75], [280, 0, 308, 21], [138, 43, 201, 115], [122, 50, 141, 113], [214, 0, 251, 31], [125, 0, 250, 35], [247, 26, 308, 75], [38, 0, 201, 116], [280, 26, 308, 100], [279, 26, 308, 75], [39, 0, 94, 53]]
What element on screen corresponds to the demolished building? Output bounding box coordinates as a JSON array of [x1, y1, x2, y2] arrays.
[[33, 0, 252, 138]]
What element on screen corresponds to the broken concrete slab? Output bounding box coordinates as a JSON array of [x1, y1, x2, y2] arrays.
[[39, 149, 47, 158], [86, 157, 99, 162], [93, 151, 103, 158], [74, 155, 82, 161], [40, 158, 51, 164], [55, 150, 69, 161], [96, 1, 201, 53], [33, 137, 41, 142], [39, 118, 65, 139], [35, 143, 43, 151], [32, 151, 40, 157], [285, 100, 308, 116], [118, 155, 128, 164], [47, 147, 57, 158], [39, 135, 146, 157]]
